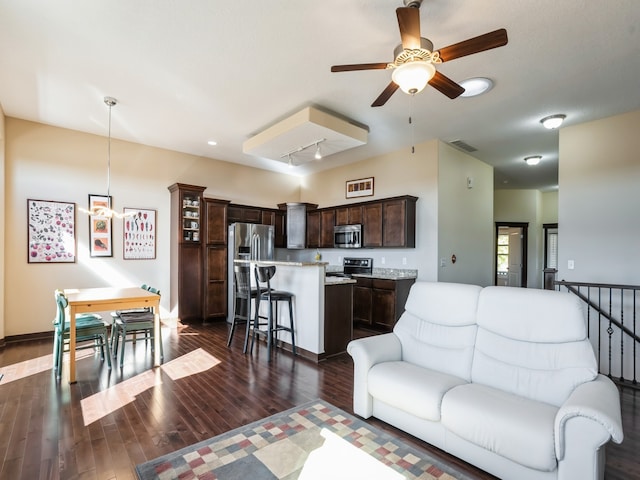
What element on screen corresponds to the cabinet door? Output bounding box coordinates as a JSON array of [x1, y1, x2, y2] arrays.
[[306, 210, 321, 248], [178, 243, 203, 321], [353, 278, 373, 326], [348, 206, 363, 225], [205, 200, 227, 245], [335, 207, 349, 226], [372, 279, 397, 330], [261, 210, 275, 226], [204, 246, 227, 319], [363, 202, 383, 247], [274, 211, 286, 248], [243, 208, 262, 223], [382, 199, 406, 247], [320, 209, 335, 248]]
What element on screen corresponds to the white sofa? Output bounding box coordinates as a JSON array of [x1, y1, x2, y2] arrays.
[[347, 282, 624, 480]]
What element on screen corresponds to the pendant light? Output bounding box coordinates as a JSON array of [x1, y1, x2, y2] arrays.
[[82, 96, 134, 218]]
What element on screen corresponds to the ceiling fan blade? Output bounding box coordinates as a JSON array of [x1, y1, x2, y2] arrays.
[[428, 71, 465, 99], [437, 28, 508, 62], [371, 81, 400, 107], [331, 63, 389, 72], [396, 7, 421, 50]]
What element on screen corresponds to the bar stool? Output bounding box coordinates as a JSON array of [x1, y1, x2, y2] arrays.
[[252, 265, 296, 359], [227, 265, 264, 353]]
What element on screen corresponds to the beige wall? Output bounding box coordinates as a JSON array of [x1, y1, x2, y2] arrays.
[[558, 109, 640, 284], [3, 118, 498, 337], [4, 118, 300, 336], [301, 140, 440, 281], [438, 142, 494, 286], [541, 191, 558, 224], [0, 106, 5, 341]]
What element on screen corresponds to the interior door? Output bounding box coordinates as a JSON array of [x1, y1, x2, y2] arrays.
[[495, 222, 528, 287]]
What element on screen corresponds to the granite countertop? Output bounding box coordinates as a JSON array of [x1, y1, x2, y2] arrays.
[[326, 267, 418, 281], [324, 276, 357, 285], [234, 259, 328, 267]]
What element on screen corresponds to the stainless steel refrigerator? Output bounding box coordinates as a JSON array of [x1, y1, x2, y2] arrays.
[[227, 223, 274, 323]]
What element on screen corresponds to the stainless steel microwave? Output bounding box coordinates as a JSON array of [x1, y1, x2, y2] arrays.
[[334, 224, 362, 248]]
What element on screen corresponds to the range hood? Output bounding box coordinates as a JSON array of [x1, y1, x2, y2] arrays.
[[243, 107, 368, 165], [278, 202, 317, 249]]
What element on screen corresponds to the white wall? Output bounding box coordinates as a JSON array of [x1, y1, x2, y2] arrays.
[[437, 142, 494, 286], [494, 189, 544, 288], [558, 109, 640, 284]]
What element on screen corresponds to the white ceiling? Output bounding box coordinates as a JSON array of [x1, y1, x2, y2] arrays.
[[1, 0, 639, 191]]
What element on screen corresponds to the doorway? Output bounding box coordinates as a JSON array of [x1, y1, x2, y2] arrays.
[[495, 222, 528, 287]]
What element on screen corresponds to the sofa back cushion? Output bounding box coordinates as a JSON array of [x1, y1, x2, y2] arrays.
[[472, 286, 598, 406], [393, 282, 482, 381]]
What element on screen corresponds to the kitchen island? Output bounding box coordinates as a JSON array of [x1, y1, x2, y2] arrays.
[[234, 260, 355, 362]]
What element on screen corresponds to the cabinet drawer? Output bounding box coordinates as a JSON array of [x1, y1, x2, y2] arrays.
[[372, 279, 395, 290], [355, 277, 372, 288]]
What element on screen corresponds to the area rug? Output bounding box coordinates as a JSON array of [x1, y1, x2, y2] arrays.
[[135, 399, 472, 480]]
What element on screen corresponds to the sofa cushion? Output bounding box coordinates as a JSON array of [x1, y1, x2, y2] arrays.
[[441, 383, 559, 472], [473, 286, 598, 406], [394, 282, 481, 381], [369, 361, 467, 421]]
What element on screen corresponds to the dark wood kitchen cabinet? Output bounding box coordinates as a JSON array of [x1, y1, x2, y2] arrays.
[[324, 282, 354, 358], [362, 203, 383, 247], [262, 209, 286, 248], [353, 276, 415, 331], [306, 210, 321, 248], [203, 198, 229, 320], [335, 205, 363, 226], [363, 196, 417, 248], [169, 183, 206, 323], [227, 204, 262, 224], [320, 209, 335, 248]]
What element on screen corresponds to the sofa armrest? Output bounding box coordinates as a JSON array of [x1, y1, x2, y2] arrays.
[[347, 334, 402, 418], [555, 374, 624, 460]]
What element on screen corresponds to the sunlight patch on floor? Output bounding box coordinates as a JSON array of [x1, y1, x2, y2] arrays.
[[80, 348, 221, 425], [0, 348, 96, 384]]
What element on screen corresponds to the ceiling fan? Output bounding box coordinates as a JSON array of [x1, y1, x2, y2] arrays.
[[331, 0, 508, 107]]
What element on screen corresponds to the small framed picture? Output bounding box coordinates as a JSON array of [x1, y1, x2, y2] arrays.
[[346, 177, 374, 198], [27, 199, 76, 263], [123, 208, 157, 260], [88, 194, 112, 257]]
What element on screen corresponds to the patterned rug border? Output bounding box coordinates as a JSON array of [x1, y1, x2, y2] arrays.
[[135, 399, 473, 480]]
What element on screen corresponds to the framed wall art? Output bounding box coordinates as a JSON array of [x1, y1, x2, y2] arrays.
[[346, 177, 374, 199], [123, 208, 156, 260], [88, 194, 113, 257], [27, 199, 76, 263]]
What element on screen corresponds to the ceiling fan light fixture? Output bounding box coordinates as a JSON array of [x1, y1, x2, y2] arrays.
[[524, 155, 542, 166], [392, 61, 436, 95], [459, 77, 494, 97], [540, 114, 566, 129]]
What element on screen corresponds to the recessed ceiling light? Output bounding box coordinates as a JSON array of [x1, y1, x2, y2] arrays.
[[540, 114, 566, 129], [459, 77, 494, 97], [524, 155, 542, 166], [207, 140, 218, 146]]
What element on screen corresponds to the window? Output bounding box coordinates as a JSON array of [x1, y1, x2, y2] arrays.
[[497, 233, 509, 274]]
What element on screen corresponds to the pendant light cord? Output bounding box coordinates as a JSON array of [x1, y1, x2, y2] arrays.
[[107, 101, 112, 208]]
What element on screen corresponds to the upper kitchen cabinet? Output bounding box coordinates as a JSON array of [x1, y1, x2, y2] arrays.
[[168, 183, 206, 323], [262, 209, 286, 248], [306, 210, 321, 249], [363, 196, 417, 248], [227, 204, 262, 224], [383, 196, 417, 248], [320, 209, 335, 248], [336, 205, 363, 226]]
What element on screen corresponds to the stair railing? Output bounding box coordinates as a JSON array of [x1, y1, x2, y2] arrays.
[[555, 280, 639, 389]]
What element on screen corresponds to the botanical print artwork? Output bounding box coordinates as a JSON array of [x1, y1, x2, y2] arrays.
[[88, 194, 112, 257], [123, 208, 156, 259], [27, 199, 76, 263]]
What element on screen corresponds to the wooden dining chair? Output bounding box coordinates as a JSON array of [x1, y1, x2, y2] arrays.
[[111, 285, 163, 368], [53, 289, 111, 379]]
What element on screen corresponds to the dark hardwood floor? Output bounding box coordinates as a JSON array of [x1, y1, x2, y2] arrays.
[[0, 321, 637, 479]]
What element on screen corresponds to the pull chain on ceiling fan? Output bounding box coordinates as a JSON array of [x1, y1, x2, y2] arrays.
[[331, 0, 508, 107]]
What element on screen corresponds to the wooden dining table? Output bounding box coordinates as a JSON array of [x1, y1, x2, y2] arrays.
[[63, 286, 161, 384]]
